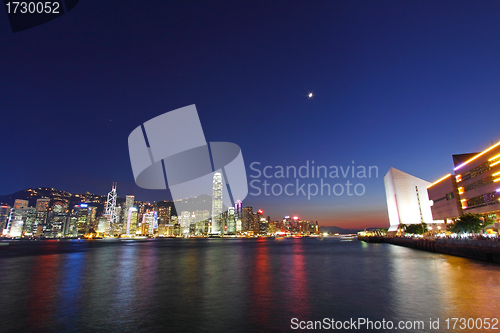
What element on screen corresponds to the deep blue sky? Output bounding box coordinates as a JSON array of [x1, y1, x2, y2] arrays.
[[1, 1, 500, 228]]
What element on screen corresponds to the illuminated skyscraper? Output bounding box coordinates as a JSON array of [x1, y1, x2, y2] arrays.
[[227, 207, 235, 234], [253, 209, 264, 235], [211, 172, 223, 234], [242, 206, 253, 233], [122, 195, 135, 233], [234, 200, 242, 233], [75, 204, 91, 236], [5, 200, 35, 237], [46, 200, 69, 238], [97, 216, 107, 233], [124, 195, 134, 218], [157, 201, 172, 235], [124, 207, 137, 235], [0, 205, 11, 232], [141, 211, 157, 235], [259, 216, 268, 235], [105, 183, 118, 234], [125, 195, 134, 210], [193, 210, 209, 235], [4, 200, 28, 237], [180, 211, 191, 236], [34, 198, 50, 236]]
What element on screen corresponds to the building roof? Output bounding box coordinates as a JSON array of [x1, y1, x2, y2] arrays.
[[452, 153, 479, 168]]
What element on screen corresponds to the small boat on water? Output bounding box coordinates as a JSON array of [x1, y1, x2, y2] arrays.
[[340, 234, 356, 239]]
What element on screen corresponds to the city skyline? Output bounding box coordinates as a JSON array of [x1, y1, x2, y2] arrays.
[[4, 137, 500, 230], [0, 183, 320, 238]]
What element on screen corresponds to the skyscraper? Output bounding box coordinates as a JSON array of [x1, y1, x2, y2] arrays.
[[211, 172, 223, 234], [124, 207, 137, 235], [105, 183, 118, 235], [122, 195, 135, 233], [125, 195, 134, 210], [75, 204, 91, 236], [242, 207, 253, 234], [35, 198, 50, 236], [46, 200, 69, 238], [227, 207, 235, 234], [0, 205, 11, 232], [234, 200, 242, 233], [5, 200, 35, 237], [157, 201, 172, 235], [97, 216, 107, 234], [180, 211, 191, 236], [141, 211, 157, 235]]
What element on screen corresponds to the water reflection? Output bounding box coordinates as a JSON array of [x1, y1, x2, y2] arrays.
[[250, 239, 273, 329], [109, 243, 141, 329], [387, 245, 446, 320], [436, 255, 500, 316], [56, 251, 86, 332], [281, 238, 310, 319], [27, 250, 61, 332], [0, 239, 499, 333], [388, 244, 500, 329], [134, 242, 158, 316], [176, 241, 203, 325]]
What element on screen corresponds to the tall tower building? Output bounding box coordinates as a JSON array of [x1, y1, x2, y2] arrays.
[[234, 200, 242, 233], [105, 183, 118, 234], [124, 195, 134, 218], [253, 210, 263, 235], [5, 202, 35, 237], [125, 195, 134, 209], [124, 207, 137, 235], [46, 201, 69, 238], [75, 204, 91, 236], [179, 211, 191, 236], [122, 195, 135, 233], [227, 207, 236, 234], [97, 216, 108, 234], [141, 211, 157, 235], [156, 201, 172, 235], [241, 206, 253, 233], [47, 212, 69, 238], [211, 172, 223, 234], [34, 198, 50, 236], [234, 200, 242, 219]]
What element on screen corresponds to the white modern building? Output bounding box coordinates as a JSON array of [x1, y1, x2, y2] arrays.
[[384, 167, 436, 232]]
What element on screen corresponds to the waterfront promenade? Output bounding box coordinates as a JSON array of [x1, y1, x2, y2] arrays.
[[359, 236, 500, 263]]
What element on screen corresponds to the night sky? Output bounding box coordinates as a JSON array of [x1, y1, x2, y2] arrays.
[[1, 1, 500, 228]]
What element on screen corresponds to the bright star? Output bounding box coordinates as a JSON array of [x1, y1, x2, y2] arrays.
[[308, 92, 313, 98]]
